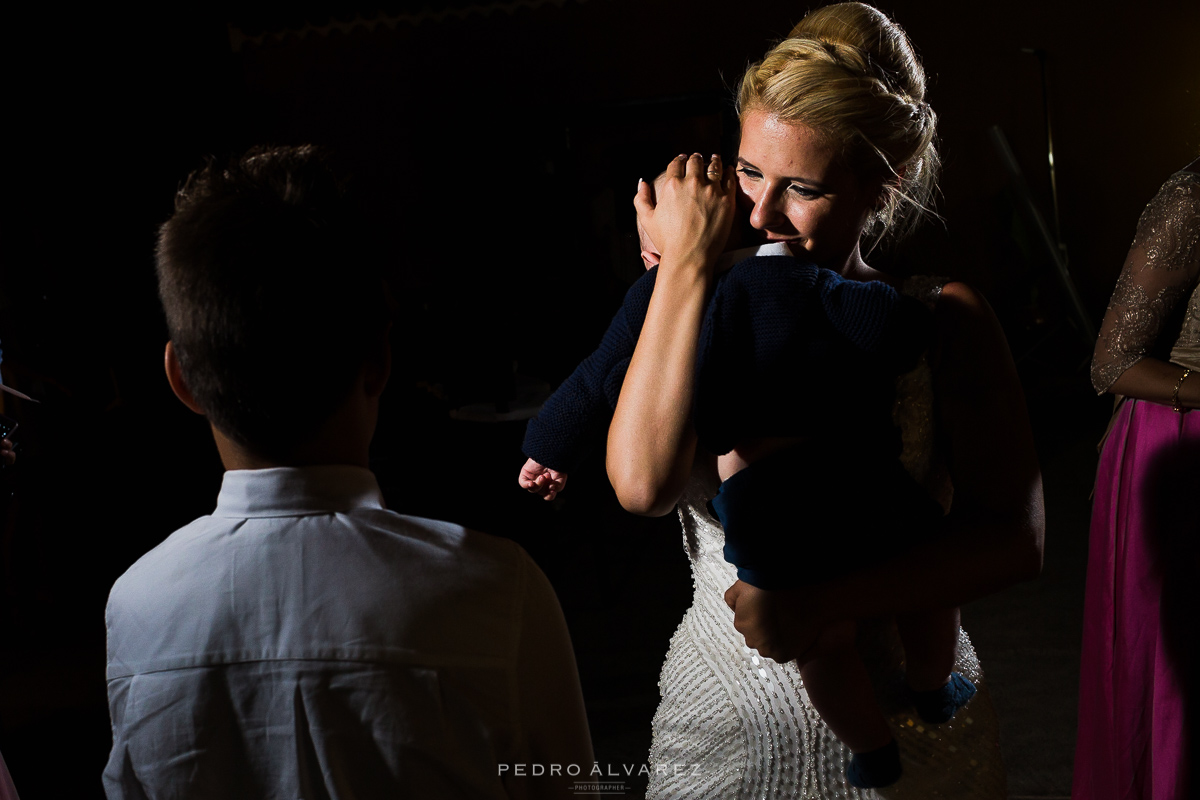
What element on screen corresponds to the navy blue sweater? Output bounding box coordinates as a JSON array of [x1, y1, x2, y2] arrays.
[[522, 254, 932, 472]]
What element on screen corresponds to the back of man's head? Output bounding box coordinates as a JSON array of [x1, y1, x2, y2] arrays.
[[157, 145, 389, 459]]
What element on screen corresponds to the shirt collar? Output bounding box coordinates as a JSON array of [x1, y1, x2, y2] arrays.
[[214, 466, 386, 518], [716, 241, 795, 271]]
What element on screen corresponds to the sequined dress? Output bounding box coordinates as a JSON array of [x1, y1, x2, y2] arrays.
[[646, 277, 1007, 800]]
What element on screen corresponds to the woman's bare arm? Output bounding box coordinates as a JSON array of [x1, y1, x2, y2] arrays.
[[909, 280, 1045, 593], [607, 154, 735, 515], [606, 266, 709, 515], [727, 282, 1046, 663]]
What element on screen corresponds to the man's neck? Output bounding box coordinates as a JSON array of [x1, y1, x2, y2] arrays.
[[211, 425, 371, 472]]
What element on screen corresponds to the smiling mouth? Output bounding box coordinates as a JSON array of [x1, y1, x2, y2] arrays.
[[741, 225, 804, 247]]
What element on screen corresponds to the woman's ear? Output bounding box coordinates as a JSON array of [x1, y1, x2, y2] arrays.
[[873, 186, 889, 211], [876, 164, 906, 209], [164, 341, 205, 415]]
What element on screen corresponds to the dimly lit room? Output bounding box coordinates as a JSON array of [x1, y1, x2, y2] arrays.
[[1, 0, 1197, 797]]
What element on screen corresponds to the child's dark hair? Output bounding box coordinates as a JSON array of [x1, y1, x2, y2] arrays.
[[156, 145, 390, 457]]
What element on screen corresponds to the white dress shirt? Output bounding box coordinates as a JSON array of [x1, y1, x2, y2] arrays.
[[104, 466, 593, 799]]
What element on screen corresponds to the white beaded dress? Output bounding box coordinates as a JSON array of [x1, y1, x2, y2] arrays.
[[646, 278, 1008, 799]]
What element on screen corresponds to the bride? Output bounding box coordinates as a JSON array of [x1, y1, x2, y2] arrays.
[[607, 4, 1046, 797]]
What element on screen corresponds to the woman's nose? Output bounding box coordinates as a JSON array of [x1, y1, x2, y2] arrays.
[[748, 187, 786, 231]]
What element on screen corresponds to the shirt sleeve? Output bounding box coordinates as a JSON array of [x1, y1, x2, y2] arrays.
[[521, 269, 658, 472], [1091, 172, 1200, 393], [0, 750, 19, 800], [508, 552, 595, 800]]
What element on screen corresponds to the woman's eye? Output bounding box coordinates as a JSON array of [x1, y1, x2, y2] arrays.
[[789, 184, 821, 200], [736, 167, 761, 180]]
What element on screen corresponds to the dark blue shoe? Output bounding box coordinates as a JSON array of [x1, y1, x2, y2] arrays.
[[912, 672, 977, 724], [846, 739, 901, 788]]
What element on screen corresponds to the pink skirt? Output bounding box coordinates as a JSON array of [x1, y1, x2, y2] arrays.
[[1073, 399, 1199, 799]]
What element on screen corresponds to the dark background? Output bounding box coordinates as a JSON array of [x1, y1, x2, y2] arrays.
[[1, 0, 1197, 796]]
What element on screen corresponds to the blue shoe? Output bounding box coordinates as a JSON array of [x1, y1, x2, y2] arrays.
[[846, 739, 901, 788], [912, 672, 976, 724]]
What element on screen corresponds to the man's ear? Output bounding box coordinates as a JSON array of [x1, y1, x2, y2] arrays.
[[165, 341, 205, 415]]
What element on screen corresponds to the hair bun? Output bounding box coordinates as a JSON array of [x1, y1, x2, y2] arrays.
[[788, 2, 926, 104]]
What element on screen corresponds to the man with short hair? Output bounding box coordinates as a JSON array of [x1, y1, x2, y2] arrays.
[[104, 146, 594, 799]]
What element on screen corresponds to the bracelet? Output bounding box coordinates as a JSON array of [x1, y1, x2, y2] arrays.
[[1172, 367, 1192, 413]]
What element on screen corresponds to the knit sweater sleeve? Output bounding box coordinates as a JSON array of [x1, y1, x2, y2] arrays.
[[521, 269, 658, 472]]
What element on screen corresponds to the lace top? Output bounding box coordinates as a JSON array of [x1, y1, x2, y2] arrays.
[[1091, 167, 1200, 393]]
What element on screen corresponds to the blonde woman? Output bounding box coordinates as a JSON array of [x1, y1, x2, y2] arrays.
[[608, 4, 1044, 797]]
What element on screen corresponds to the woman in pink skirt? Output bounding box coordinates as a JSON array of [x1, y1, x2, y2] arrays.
[[1077, 158, 1200, 799]]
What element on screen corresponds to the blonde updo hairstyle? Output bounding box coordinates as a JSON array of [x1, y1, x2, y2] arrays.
[[738, 3, 939, 245]]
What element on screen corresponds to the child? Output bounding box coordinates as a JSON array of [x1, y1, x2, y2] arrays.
[[517, 170, 975, 788]]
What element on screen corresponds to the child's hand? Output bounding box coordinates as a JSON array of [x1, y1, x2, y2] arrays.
[[518, 458, 568, 501]]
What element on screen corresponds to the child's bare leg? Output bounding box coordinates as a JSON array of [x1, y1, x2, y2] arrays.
[[896, 606, 959, 691], [896, 607, 976, 723], [801, 631, 891, 751], [800, 620, 900, 787]]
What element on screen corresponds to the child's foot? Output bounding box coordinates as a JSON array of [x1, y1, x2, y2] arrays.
[[911, 672, 977, 724], [846, 739, 901, 789]]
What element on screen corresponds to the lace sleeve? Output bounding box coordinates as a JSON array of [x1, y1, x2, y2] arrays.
[[1091, 171, 1200, 394]]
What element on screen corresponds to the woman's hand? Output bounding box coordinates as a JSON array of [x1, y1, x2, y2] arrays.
[[724, 581, 855, 667], [724, 581, 818, 663], [634, 154, 736, 277]]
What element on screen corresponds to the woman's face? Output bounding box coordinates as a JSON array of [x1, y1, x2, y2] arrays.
[[735, 111, 880, 268]]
